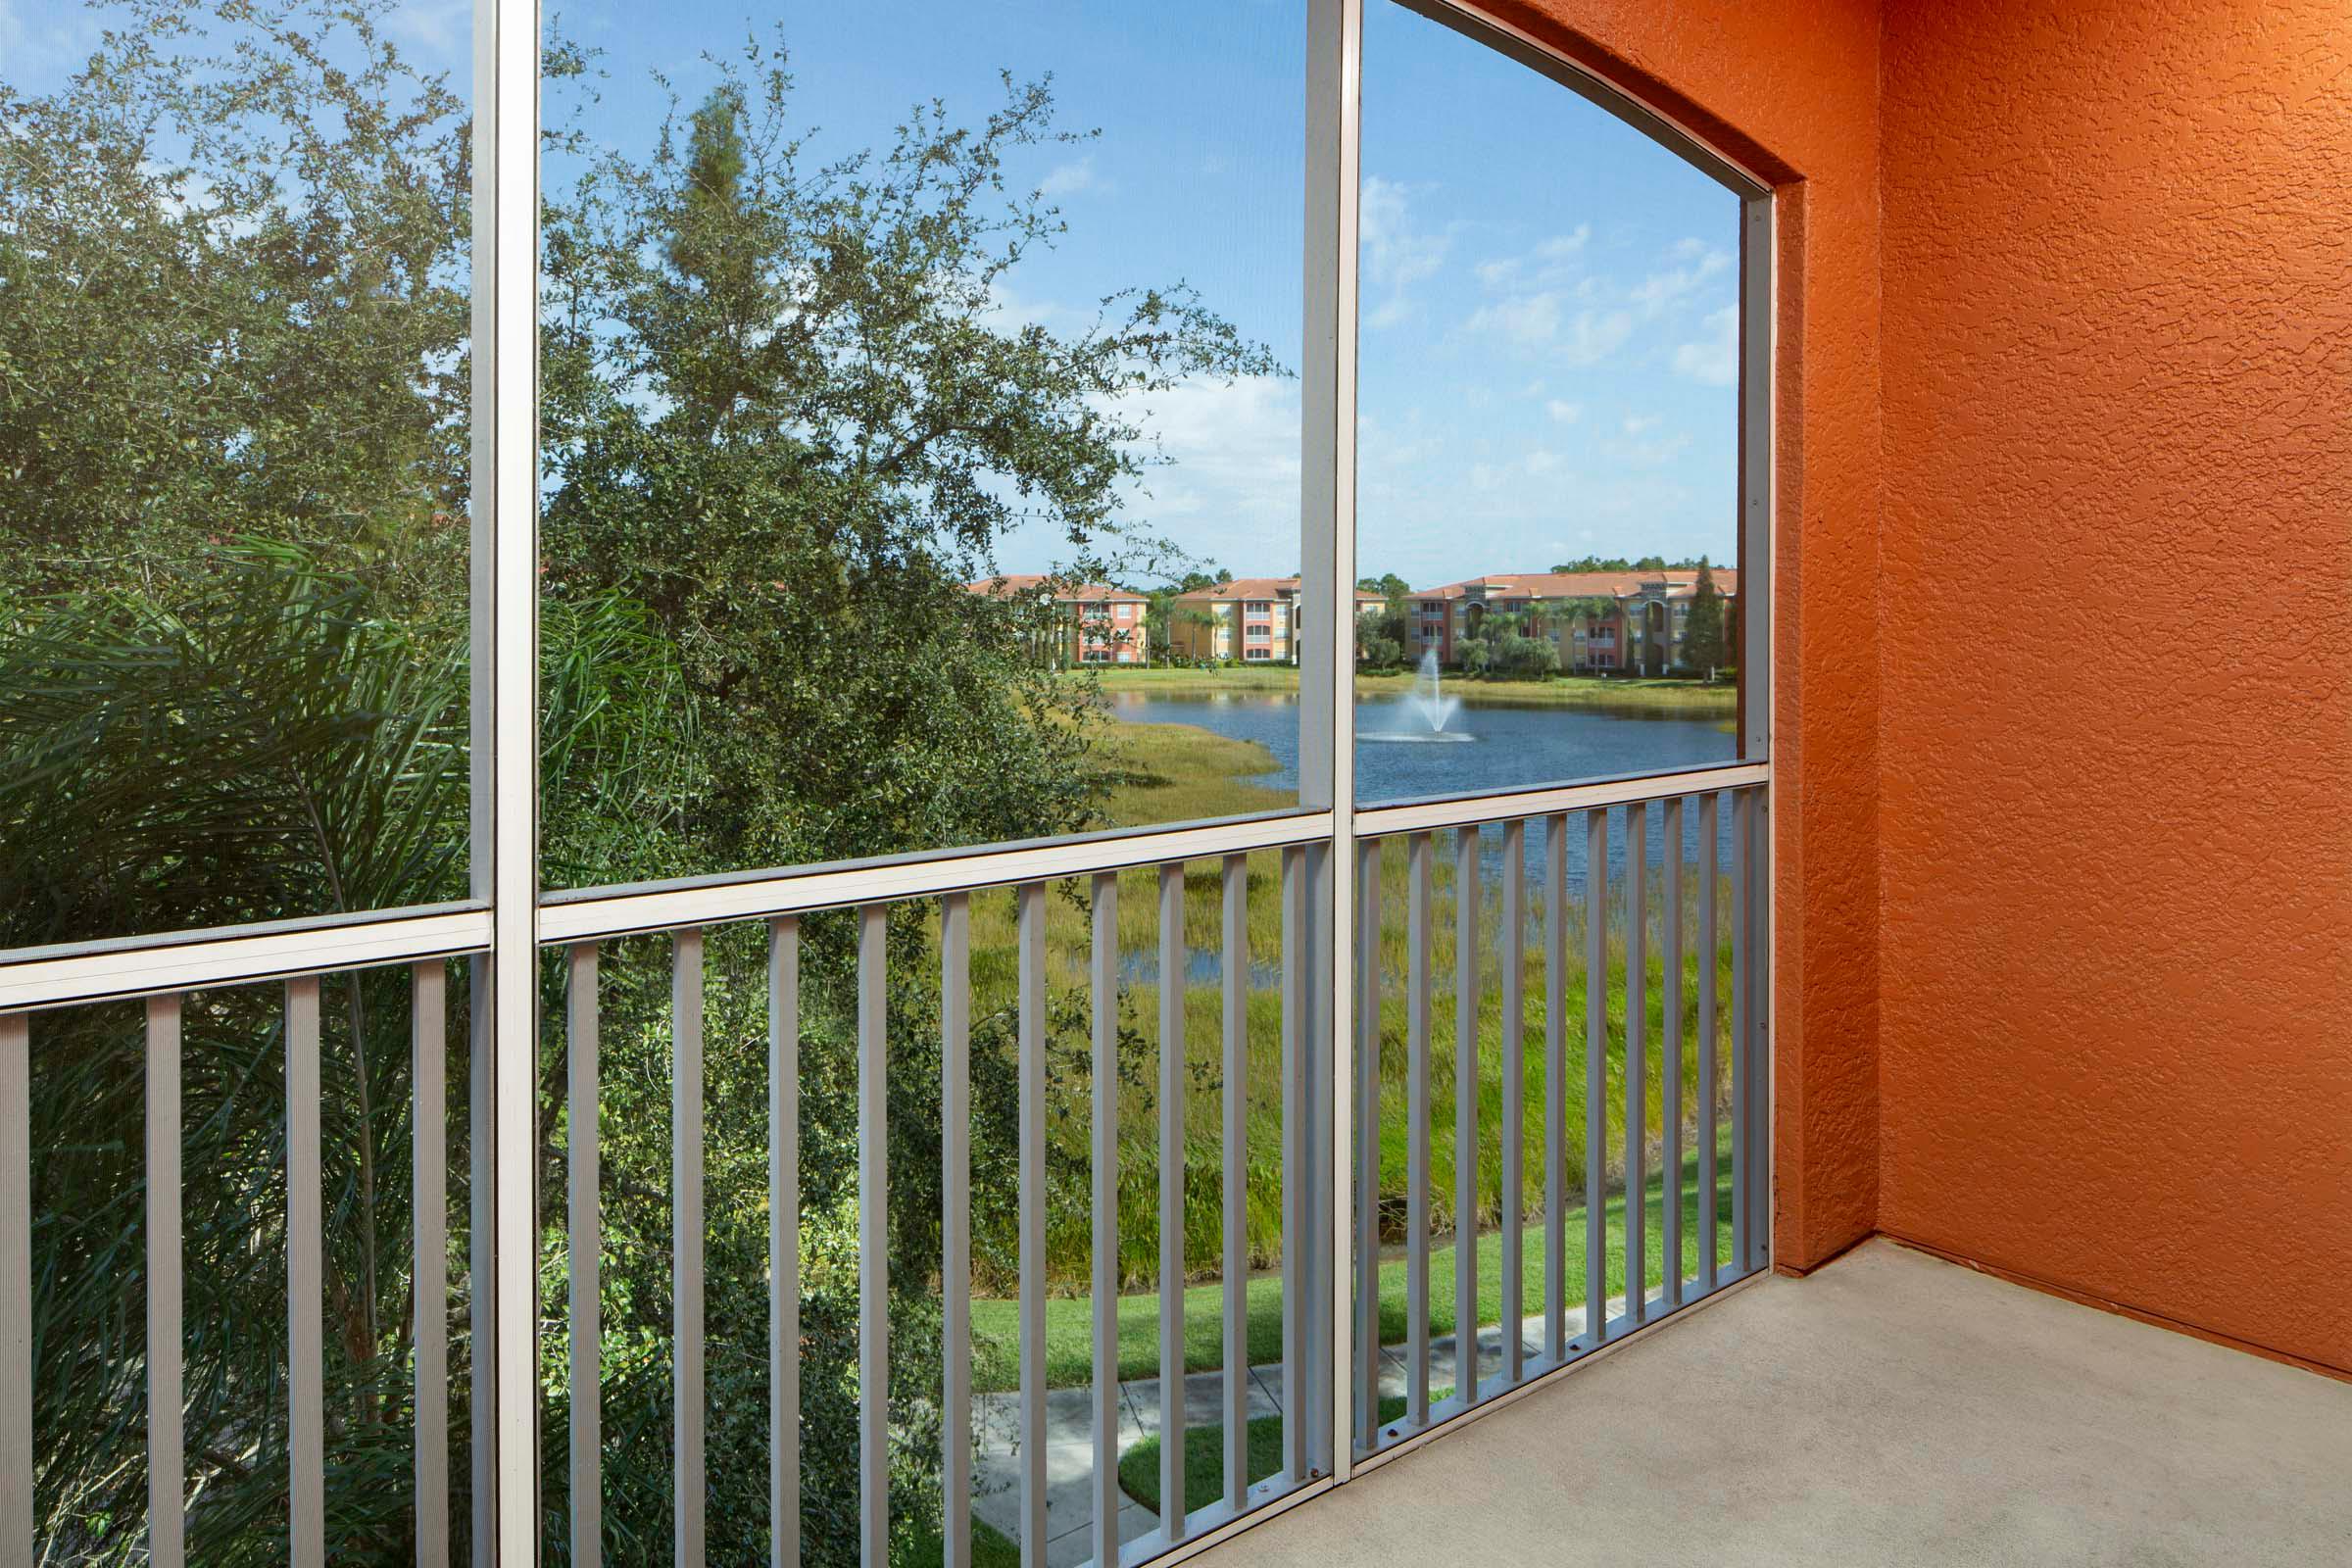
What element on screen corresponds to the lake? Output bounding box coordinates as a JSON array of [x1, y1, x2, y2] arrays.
[[1102, 688, 1743, 893]]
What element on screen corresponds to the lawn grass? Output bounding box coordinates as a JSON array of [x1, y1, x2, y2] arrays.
[[1067, 664, 1737, 715], [1116, 1393, 1441, 1517], [899, 1517, 1021, 1568], [965, 1129, 1734, 1395]]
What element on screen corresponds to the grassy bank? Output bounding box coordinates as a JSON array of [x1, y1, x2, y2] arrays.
[[965, 1129, 1734, 1395], [1067, 663, 1737, 715], [941, 714, 1739, 1300]]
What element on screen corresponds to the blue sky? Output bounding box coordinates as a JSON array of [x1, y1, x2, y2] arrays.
[[11, 0, 1740, 592]]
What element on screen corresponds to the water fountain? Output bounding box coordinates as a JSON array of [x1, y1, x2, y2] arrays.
[[1364, 649, 1477, 743]]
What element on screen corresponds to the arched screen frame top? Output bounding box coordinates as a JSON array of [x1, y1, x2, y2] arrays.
[[1392, 0, 1772, 199]]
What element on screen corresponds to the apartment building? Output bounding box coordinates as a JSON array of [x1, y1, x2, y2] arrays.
[[1169, 575, 1385, 662], [963, 573, 1149, 665], [1406, 568, 1740, 674]]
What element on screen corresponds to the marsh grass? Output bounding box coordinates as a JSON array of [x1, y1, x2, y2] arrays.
[[934, 719, 1742, 1312]]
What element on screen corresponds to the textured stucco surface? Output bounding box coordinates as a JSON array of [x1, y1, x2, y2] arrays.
[[1493, 0, 1886, 1271], [1879, 0, 2352, 1371]]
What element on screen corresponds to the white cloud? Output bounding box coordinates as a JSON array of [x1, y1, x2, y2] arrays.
[[1545, 399, 1583, 424], [994, 373, 1301, 575], [1465, 291, 1560, 348], [1472, 226, 1590, 293], [1359, 175, 1451, 327], [0, 0, 96, 74], [388, 0, 470, 61], [1565, 308, 1635, 364], [1631, 246, 1734, 313], [1606, 418, 1692, 468], [1536, 226, 1592, 262], [981, 280, 1090, 336], [1672, 306, 1740, 386], [1039, 157, 1108, 199], [1464, 293, 1632, 365], [1123, 373, 1301, 527]]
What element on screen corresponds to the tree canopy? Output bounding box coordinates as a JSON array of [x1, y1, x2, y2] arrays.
[[1, 5, 1272, 1561], [1683, 556, 1730, 675]]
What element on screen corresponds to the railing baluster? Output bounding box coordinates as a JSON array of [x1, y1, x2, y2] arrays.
[[1090, 874, 1120, 1565], [1731, 792, 1751, 1276], [1699, 796, 1720, 1293], [1, 1013, 25, 1568], [770, 917, 802, 1568], [943, 896, 972, 1568], [146, 997, 183, 1568], [1280, 848, 1307, 1482], [286, 975, 323, 1568], [567, 946, 601, 1568], [1584, 811, 1607, 1348], [1625, 803, 1648, 1328], [1499, 819, 1525, 1388], [414, 965, 447, 1568], [858, 906, 889, 1568], [674, 929, 707, 1568], [1155, 864, 1186, 1543], [466, 956, 494, 1568], [1018, 884, 1049, 1561], [1663, 798, 1685, 1309], [1452, 827, 1479, 1405], [1744, 791, 1770, 1272], [1405, 832, 1432, 1425], [1543, 816, 1567, 1364], [1353, 839, 1382, 1451], [1219, 855, 1248, 1513]]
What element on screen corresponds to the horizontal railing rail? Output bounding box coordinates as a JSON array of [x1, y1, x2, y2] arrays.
[[0, 906, 491, 1014], [539, 810, 1335, 946], [1352, 760, 1767, 838]]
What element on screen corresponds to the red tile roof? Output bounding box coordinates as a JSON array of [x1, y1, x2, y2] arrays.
[[964, 573, 1147, 604], [1413, 569, 1740, 602], [1176, 575, 1384, 605]]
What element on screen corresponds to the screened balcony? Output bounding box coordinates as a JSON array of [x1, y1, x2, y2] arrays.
[[4, 0, 2345, 1565]]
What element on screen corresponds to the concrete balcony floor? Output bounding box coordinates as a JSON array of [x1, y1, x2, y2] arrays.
[[1211, 1240, 2352, 1568]]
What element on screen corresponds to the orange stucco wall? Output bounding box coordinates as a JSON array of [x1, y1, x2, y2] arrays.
[[1484, 0, 2350, 1370], [1878, 0, 2352, 1372], [1486, 0, 1887, 1271]]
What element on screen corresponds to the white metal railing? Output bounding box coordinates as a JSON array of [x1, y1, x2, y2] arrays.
[[0, 959, 472, 1567], [0, 761, 1764, 1566], [1350, 776, 1770, 1463], [545, 824, 1334, 1568]]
